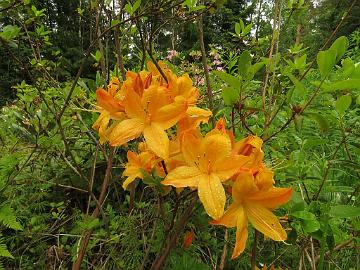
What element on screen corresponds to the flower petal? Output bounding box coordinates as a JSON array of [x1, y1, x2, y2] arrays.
[[232, 206, 248, 259], [122, 173, 142, 190], [96, 88, 124, 114], [198, 174, 226, 220], [108, 118, 144, 146], [213, 155, 250, 181], [210, 203, 240, 228], [161, 166, 201, 187], [143, 123, 169, 159], [248, 187, 293, 209], [255, 167, 275, 191], [92, 111, 110, 144], [245, 202, 287, 241], [152, 96, 188, 130], [200, 132, 232, 170], [232, 172, 258, 202], [124, 88, 146, 119], [180, 130, 202, 166]]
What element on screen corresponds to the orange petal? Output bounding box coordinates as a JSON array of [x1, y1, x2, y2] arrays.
[[122, 172, 142, 190], [210, 203, 240, 228], [231, 206, 248, 259], [248, 187, 293, 209], [92, 111, 110, 144], [124, 89, 146, 119], [255, 167, 275, 191], [108, 118, 144, 146], [183, 230, 195, 248], [198, 174, 226, 220], [161, 166, 201, 187], [213, 155, 250, 181], [245, 202, 287, 241], [180, 130, 202, 166], [96, 89, 124, 114], [143, 123, 169, 159], [232, 172, 258, 202], [199, 133, 232, 170], [141, 85, 169, 114], [152, 96, 188, 130]]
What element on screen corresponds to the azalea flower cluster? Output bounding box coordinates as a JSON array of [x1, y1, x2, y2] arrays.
[[92, 62, 292, 259]]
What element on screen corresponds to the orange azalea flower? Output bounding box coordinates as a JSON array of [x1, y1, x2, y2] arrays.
[[122, 145, 158, 190], [211, 171, 292, 259], [93, 78, 125, 143], [108, 85, 188, 159], [162, 130, 249, 219]]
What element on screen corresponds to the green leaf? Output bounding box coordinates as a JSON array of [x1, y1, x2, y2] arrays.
[[322, 79, 360, 92], [0, 205, 23, 230], [302, 219, 320, 233], [238, 50, 251, 77], [0, 239, 13, 259], [111, 19, 120, 27], [132, 0, 141, 13], [317, 49, 336, 77], [0, 25, 21, 41], [247, 62, 265, 81], [221, 87, 239, 105], [329, 36, 349, 62], [91, 50, 102, 62], [329, 205, 360, 218], [291, 210, 317, 220], [285, 71, 306, 98], [213, 71, 241, 89], [234, 22, 240, 35], [242, 23, 252, 35], [304, 112, 329, 133], [335, 95, 352, 116]]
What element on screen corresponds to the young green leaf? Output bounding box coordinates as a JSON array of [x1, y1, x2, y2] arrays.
[[329, 205, 360, 218], [317, 49, 336, 78], [0, 25, 21, 41], [322, 79, 360, 92], [221, 87, 240, 106], [238, 50, 251, 77], [213, 70, 241, 89], [304, 112, 329, 133], [335, 95, 352, 116], [329, 36, 349, 62]]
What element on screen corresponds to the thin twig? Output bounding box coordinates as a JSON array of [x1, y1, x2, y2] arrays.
[[251, 230, 259, 270], [198, 10, 215, 127]]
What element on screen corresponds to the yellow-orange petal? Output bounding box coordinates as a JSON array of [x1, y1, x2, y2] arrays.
[[108, 118, 144, 146], [254, 167, 274, 191], [180, 130, 202, 166], [248, 187, 293, 209], [92, 111, 110, 143], [198, 174, 225, 220], [124, 88, 146, 119], [231, 206, 248, 259], [232, 172, 258, 202], [213, 155, 250, 181], [161, 166, 201, 187], [210, 203, 240, 228], [200, 133, 232, 169], [245, 202, 287, 241], [143, 123, 169, 159], [152, 96, 188, 130], [96, 89, 124, 114], [122, 172, 142, 190]]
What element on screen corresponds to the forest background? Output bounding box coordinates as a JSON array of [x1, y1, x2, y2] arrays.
[[0, 0, 359, 269]]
